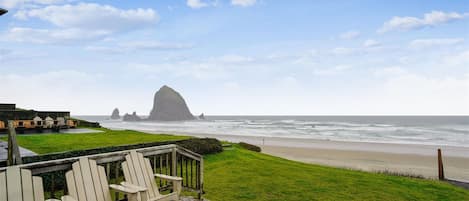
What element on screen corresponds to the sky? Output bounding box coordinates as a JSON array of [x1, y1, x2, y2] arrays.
[[0, 0, 468, 115]]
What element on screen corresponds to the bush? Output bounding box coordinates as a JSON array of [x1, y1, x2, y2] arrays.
[[177, 138, 223, 155], [239, 142, 261, 152], [0, 138, 222, 167]]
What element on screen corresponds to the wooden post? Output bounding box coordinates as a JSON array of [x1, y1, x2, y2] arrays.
[[438, 149, 445, 180], [171, 148, 177, 177], [198, 158, 204, 199], [7, 120, 22, 166]]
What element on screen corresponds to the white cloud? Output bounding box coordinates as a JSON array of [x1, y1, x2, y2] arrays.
[[86, 41, 193, 53], [14, 3, 158, 31], [331, 47, 355, 55], [231, 0, 256, 7], [363, 39, 381, 47], [378, 11, 468, 33], [4, 27, 110, 44], [409, 38, 464, 49], [313, 65, 352, 75], [0, 0, 63, 9], [186, 0, 216, 9], [214, 54, 253, 64], [444, 50, 469, 66], [339, 30, 360, 40], [6, 3, 158, 44]]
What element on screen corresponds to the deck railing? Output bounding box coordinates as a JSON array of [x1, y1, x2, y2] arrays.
[[0, 144, 204, 199]]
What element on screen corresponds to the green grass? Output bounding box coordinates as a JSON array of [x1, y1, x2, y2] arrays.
[[2, 129, 467, 200], [0, 128, 190, 154], [204, 145, 469, 201]]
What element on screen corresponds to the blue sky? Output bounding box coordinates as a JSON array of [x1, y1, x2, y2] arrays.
[[0, 0, 468, 115]]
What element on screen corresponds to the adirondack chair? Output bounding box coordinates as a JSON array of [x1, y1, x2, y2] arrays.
[[0, 166, 59, 201], [120, 150, 182, 201], [62, 158, 140, 201]]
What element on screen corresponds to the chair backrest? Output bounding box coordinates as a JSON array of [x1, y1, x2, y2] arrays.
[[0, 166, 45, 201], [65, 158, 112, 201], [122, 151, 160, 199]]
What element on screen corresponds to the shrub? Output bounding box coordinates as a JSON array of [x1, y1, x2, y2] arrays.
[[239, 142, 261, 152], [177, 138, 223, 155]]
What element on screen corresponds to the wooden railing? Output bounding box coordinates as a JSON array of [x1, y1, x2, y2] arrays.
[[0, 144, 204, 199]]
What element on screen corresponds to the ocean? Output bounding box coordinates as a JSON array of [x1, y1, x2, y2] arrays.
[[75, 116, 469, 148]]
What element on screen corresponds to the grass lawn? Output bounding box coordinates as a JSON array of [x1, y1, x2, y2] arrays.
[[204, 145, 469, 201], [0, 128, 190, 154], [2, 129, 467, 200]]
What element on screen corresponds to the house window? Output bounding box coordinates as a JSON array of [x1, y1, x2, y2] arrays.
[[31, 121, 35, 126], [37, 121, 42, 126], [18, 121, 23, 126]]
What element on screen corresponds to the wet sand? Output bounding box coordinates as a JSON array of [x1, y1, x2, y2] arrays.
[[133, 129, 469, 181]]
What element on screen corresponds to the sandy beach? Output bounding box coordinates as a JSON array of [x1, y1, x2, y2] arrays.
[[138, 130, 469, 181]]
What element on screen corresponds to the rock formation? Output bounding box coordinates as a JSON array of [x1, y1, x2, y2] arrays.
[[111, 108, 120, 119], [148, 85, 195, 121], [123, 111, 141, 121], [198, 113, 205, 120]]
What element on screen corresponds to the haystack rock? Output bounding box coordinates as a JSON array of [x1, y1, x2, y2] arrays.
[[148, 85, 195, 121], [111, 108, 120, 119]]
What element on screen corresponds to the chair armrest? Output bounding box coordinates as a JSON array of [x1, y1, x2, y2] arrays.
[[154, 174, 183, 181], [120, 182, 147, 192], [61, 195, 77, 201], [109, 184, 138, 194]]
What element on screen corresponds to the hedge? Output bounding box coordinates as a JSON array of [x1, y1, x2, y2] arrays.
[[239, 142, 261, 152]]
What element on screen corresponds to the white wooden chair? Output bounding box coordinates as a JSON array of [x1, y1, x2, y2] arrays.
[[120, 151, 182, 201], [0, 166, 59, 201], [62, 158, 140, 201]]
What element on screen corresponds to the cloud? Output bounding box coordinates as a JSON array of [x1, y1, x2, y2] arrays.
[[6, 3, 158, 44], [231, 0, 257, 7], [363, 39, 381, 47], [3, 27, 110, 44], [331, 47, 355, 55], [187, 0, 217, 9], [213, 54, 254, 64], [378, 11, 468, 33], [313, 65, 352, 75], [339, 30, 360, 40], [85, 41, 193, 53], [444, 50, 469, 66], [409, 38, 464, 49], [0, 0, 63, 9], [14, 3, 158, 31]]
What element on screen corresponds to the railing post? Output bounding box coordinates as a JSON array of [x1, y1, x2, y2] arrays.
[[198, 158, 204, 199], [171, 147, 177, 176], [7, 120, 22, 166], [438, 149, 445, 180]]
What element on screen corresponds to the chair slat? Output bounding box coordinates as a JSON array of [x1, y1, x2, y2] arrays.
[[143, 158, 160, 197], [0, 172, 7, 201], [32, 177, 44, 201], [6, 166, 23, 201], [124, 155, 138, 184], [97, 166, 111, 201], [72, 161, 87, 201], [130, 151, 146, 187], [21, 169, 35, 201], [137, 153, 156, 198], [78, 158, 97, 201], [65, 171, 78, 200], [88, 160, 105, 201]]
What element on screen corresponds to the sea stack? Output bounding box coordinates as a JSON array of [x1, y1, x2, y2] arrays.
[[111, 108, 120, 119], [148, 85, 195, 121], [123, 111, 141, 121]]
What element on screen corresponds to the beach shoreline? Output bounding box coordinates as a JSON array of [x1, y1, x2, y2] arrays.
[[124, 128, 469, 181]]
